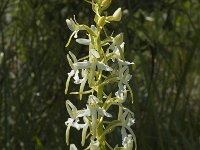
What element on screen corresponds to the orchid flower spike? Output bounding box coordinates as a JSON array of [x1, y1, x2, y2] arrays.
[[65, 0, 136, 149]]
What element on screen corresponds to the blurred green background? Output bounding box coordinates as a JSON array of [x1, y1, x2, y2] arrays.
[[0, 0, 200, 149]]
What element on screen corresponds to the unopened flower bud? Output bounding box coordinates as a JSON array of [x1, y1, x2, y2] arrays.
[[101, 0, 112, 10], [97, 16, 106, 27], [113, 33, 123, 46], [112, 8, 122, 21], [107, 8, 122, 22], [66, 19, 77, 31]]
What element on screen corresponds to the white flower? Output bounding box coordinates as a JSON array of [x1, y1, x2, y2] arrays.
[[66, 17, 83, 38], [120, 107, 135, 147], [65, 118, 85, 145], [108, 35, 133, 63], [115, 85, 127, 103], [118, 66, 132, 92], [65, 52, 91, 95], [115, 65, 133, 102], [122, 134, 134, 150], [73, 60, 112, 72], [89, 137, 100, 150], [73, 69, 81, 84], [87, 95, 112, 117], [66, 19, 79, 38], [67, 49, 111, 72], [70, 144, 78, 150], [66, 50, 113, 92], [65, 100, 89, 145], [66, 18, 79, 32], [67, 50, 112, 86], [65, 51, 79, 94], [65, 99, 112, 146], [86, 95, 112, 136]]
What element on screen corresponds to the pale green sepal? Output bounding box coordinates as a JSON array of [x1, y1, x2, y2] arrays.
[[126, 83, 134, 103], [79, 79, 87, 100], [101, 0, 112, 11], [65, 75, 71, 94], [81, 117, 89, 146], [66, 123, 72, 145]]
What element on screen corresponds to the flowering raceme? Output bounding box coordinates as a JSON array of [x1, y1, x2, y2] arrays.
[[65, 0, 136, 149]]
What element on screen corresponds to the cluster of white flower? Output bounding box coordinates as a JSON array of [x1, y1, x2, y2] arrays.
[[65, 0, 136, 149]]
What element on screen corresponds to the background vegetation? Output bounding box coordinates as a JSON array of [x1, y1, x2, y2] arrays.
[[0, 0, 199, 149]]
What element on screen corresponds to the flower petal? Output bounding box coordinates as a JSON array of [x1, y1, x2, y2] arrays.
[[97, 62, 113, 71], [78, 106, 91, 117], [65, 70, 75, 94], [66, 100, 78, 119], [69, 51, 78, 63], [79, 78, 87, 100], [73, 61, 90, 70], [66, 19, 77, 31], [121, 127, 128, 146], [73, 70, 81, 84], [90, 49, 100, 58], [88, 95, 99, 104], [76, 38, 90, 45], [118, 58, 134, 65], [98, 107, 112, 117], [66, 122, 72, 145], [72, 119, 85, 130]]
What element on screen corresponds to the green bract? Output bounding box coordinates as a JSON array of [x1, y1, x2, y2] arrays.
[[65, 0, 136, 149]]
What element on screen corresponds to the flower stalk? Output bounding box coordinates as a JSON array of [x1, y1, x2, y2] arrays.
[[65, 0, 136, 149]]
